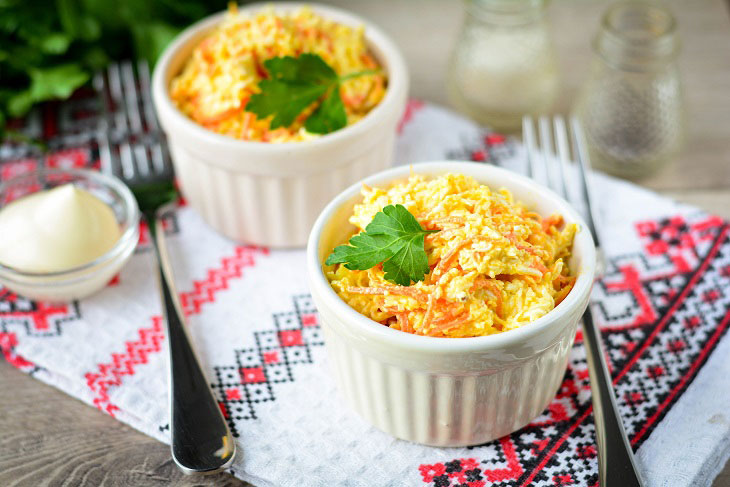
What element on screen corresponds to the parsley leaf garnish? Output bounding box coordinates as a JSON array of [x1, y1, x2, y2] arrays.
[[246, 53, 379, 134], [325, 204, 438, 286], [304, 86, 347, 134]]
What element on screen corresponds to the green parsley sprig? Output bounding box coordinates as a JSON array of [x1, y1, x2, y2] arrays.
[[325, 204, 438, 286], [0, 0, 229, 140], [245, 53, 380, 135]]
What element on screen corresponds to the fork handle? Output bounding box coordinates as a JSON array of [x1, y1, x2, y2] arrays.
[[582, 307, 644, 486], [148, 213, 235, 474]]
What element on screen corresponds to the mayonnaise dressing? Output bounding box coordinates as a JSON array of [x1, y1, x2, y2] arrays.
[[0, 184, 121, 273]]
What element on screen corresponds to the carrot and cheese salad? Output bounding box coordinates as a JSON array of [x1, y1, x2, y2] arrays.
[[326, 173, 577, 338], [169, 5, 387, 142]]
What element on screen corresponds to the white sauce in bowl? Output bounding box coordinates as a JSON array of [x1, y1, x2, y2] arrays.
[[0, 184, 121, 272]]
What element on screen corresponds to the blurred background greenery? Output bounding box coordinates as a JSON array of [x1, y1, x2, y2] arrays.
[[0, 0, 233, 134]]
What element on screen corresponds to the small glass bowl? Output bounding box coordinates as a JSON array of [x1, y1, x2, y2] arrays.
[[0, 168, 140, 302]]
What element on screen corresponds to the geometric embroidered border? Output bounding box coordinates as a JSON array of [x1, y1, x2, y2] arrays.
[[211, 294, 324, 437], [418, 215, 730, 487]]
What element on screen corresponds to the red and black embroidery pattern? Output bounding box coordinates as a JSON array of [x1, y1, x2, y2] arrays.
[[84, 246, 268, 417], [210, 294, 324, 437], [0, 289, 80, 337], [419, 214, 730, 486], [0, 289, 81, 372], [446, 131, 515, 166]]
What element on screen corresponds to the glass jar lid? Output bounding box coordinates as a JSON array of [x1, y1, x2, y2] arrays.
[[467, 0, 547, 26], [594, 1, 679, 72]]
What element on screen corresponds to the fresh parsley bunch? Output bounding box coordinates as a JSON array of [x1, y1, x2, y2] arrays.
[[326, 204, 437, 286], [246, 53, 379, 135], [0, 0, 229, 138]]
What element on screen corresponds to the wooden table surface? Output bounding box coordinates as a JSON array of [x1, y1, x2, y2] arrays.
[[1, 0, 729, 485]]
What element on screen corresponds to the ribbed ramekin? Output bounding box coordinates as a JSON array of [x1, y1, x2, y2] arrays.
[[152, 2, 408, 248], [307, 162, 596, 446]]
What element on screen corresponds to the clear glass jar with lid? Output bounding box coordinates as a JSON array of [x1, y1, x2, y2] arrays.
[[447, 0, 559, 133], [574, 1, 685, 178]]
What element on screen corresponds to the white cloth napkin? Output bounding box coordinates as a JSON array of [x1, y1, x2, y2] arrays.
[[2, 101, 729, 487]]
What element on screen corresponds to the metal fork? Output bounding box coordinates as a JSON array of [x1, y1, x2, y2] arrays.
[[94, 61, 236, 474], [523, 116, 644, 487]]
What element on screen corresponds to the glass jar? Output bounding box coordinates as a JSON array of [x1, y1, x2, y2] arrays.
[[574, 1, 685, 178], [447, 0, 559, 133]]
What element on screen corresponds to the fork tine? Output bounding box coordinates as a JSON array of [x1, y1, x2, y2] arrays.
[[92, 71, 104, 95], [137, 60, 160, 132], [537, 116, 553, 187], [119, 141, 136, 181], [569, 116, 601, 247], [151, 143, 166, 175], [133, 143, 151, 178], [107, 63, 127, 133], [121, 61, 144, 134], [97, 131, 117, 177], [96, 60, 175, 185], [150, 138, 175, 176], [522, 117, 538, 179], [93, 70, 123, 178], [159, 139, 175, 176], [552, 116, 571, 202], [93, 72, 111, 130]]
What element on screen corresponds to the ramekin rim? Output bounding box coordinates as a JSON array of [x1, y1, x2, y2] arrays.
[[0, 167, 140, 281], [151, 1, 409, 154], [306, 161, 597, 354]]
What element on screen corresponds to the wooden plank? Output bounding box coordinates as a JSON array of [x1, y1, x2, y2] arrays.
[[0, 361, 246, 487], [662, 189, 730, 220]]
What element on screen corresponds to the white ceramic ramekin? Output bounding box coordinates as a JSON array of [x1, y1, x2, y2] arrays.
[[152, 2, 408, 248], [307, 161, 596, 447]]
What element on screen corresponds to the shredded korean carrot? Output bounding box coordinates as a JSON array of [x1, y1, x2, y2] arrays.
[[421, 293, 437, 331], [395, 312, 412, 333], [239, 112, 254, 139], [553, 274, 576, 287], [425, 227, 465, 244], [432, 238, 475, 280], [532, 259, 549, 275], [473, 277, 503, 318], [554, 283, 575, 306], [542, 215, 564, 233], [361, 53, 377, 69], [427, 310, 471, 336], [504, 232, 540, 256], [431, 217, 465, 226], [196, 105, 244, 126], [346, 286, 429, 301], [341, 93, 364, 107]]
